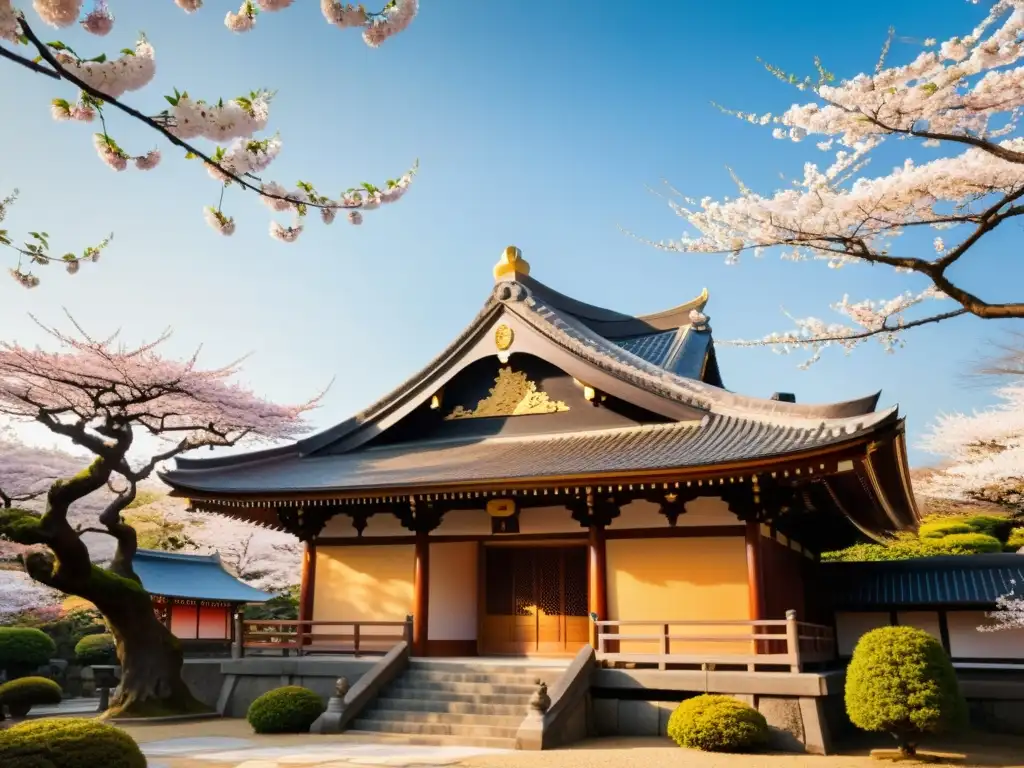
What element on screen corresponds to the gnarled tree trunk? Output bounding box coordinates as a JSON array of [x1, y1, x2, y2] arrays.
[[92, 581, 205, 717]]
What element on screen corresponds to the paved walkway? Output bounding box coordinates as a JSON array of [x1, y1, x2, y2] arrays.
[[28, 697, 101, 717], [142, 737, 509, 767]]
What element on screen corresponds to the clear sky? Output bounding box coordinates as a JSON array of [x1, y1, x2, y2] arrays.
[[1, 0, 1021, 467]]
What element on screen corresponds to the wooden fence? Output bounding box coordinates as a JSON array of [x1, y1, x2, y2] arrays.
[[593, 610, 835, 671], [234, 616, 413, 658]]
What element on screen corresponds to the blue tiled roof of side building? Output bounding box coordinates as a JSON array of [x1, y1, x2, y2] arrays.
[[824, 554, 1024, 608], [613, 328, 713, 380], [133, 548, 275, 603]]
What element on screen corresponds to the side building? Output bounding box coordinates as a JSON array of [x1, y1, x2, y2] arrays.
[[161, 246, 919, 660]]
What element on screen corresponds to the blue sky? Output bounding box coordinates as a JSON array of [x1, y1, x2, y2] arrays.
[[1, 0, 1020, 467]]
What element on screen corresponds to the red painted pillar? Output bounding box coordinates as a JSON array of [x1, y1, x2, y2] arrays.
[[413, 530, 430, 657], [588, 523, 608, 649]]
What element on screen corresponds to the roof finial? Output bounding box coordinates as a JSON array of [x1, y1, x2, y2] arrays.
[[493, 245, 530, 283]]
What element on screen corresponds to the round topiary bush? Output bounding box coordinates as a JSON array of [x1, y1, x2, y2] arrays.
[[0, 676, 63, 718], [666, 694, 770, 752], [0, 717, 145, 768], [940, 532, 1003, 554], [1006, 527, 1024, 551], [846, 626, 966, 758], [917, 521, 974, 539], [74, 634, 117, 667], [0, 628, 57, 680], [246, 685, 325, 734], [961, 515, 1014, 543]]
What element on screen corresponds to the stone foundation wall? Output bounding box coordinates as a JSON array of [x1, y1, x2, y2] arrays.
[[214, 657, 378, 718], [590, 693, 838, 755]]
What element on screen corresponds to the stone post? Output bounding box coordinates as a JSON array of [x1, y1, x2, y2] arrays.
[[310, 677, 350, 734]]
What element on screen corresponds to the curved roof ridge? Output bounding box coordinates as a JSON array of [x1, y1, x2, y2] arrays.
[[508, 286, 885, 423], [519, 275, 708, 330]]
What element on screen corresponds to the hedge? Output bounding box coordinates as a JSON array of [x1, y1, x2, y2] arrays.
[[0, 628, 56, 679], [0, 717, 146, 768], [0, 676, 62, 718], [666, 694, 769, 752], [247, 685, 324, 734], [846, 626, 966, 757], [74, 634, 117, 667]]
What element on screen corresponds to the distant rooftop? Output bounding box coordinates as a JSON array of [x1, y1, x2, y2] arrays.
[[825, 554, 1024, 609], [134, 548, 274, 603]]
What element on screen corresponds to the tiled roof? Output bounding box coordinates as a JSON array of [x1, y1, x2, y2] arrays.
[[134, 549, 274, 603], [825, 555, 1024, 608], [161, 410, 895, 495]]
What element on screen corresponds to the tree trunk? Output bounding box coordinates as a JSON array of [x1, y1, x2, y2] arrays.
[[92, 579, 208, 718], [894, 734, 918, 759]]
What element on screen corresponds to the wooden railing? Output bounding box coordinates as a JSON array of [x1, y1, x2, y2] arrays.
[[234, 616, 413, 658], [593, 610, 835, 672]]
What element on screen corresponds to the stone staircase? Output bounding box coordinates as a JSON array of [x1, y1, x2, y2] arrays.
[[346, 659, 560, 748]]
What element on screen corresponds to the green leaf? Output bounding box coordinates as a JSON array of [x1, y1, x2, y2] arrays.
[[46, 41, 67, 50], [184, 151, 196, 160], [32, 56, 43, 64], [86, 53, 107, 63], [17, 35, 28, 46], [120, 48, 136, 56], [164, 94, 179, 106]]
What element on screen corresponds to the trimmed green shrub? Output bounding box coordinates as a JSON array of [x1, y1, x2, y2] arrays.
[[74, 634, 117, 667], [1006, 528, 1024, 551], [846, 626, 966, 757], [961, 515, 1014, 542], [247, 685, 324, 734], [0, 676, 62, 718], [940, 532, 1003, 554], [0, 717, 145, 768], [0, 628, 56, 680], [666, 694, 770, 753], [917, 521, 974, 539]]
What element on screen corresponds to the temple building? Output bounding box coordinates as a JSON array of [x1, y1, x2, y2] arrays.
[[161, 246, 919, 659], [134, 549, 273, 652]]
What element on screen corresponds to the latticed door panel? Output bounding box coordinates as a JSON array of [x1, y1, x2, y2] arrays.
[[563, 546, 588, 617], [535, 547, 563, 646]]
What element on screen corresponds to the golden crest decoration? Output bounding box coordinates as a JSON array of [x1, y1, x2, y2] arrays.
[[445, 367, 570, 420], [494, 323, 514, 351]]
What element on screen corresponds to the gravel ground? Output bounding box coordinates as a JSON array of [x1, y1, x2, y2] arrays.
[[111, 720, 1024, 768]]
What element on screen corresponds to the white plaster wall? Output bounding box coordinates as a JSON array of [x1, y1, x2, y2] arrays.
[[427, 541, 478, 640], [835, 611, 890, 656], [896, 611, 941, 642], [320, 511, 409, 538], [948, 611, 1024, 659], [434, 509, 491, 536], [610, 496, 741, 530], [518, 505, 579, 534]]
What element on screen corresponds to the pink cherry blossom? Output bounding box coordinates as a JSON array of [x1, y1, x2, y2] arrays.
[[33, 0, 81, 28], [224, 1, 256, 33], [347, 210, 362, 225], [0, 0, 19, 42], [71, 103, 95, 122], [175, 0, 203, 11], [259, 181, 292, 212], [321, 206, 337, 224], [51, 101, 73, 121], [269, 220, 302, 242], [93, 134, 128, 171], [135, 150, 161, 170], [60, 38, 156, 99], [81, 2, 112, 35], [204, 206, 236, 235], [169, 92, 271, 142]]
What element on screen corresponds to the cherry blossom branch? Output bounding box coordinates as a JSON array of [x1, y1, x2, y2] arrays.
[[0, 36, 58, 77], [639, 1, 1024, 366], [1, 190, 112, 288]]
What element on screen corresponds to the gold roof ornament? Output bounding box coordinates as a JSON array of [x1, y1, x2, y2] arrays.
[[493, 245, 530, 282]]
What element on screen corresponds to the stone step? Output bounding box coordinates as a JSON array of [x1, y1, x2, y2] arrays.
[[343, 729, 516, 750], [383, 685, 533, 705], [373, 696, 526, 717], [385, 679, 538, 696], [403, 669, 547, 685], [360, 707, 524, 728], [351, 717, 520, 740], [409, 660, 562, 676]]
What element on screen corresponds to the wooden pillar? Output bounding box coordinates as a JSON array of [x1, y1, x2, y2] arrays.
[[298, 540, 317, 622], [413, 530, 430, 657], [588, 523, 608, 649], [745, 520, 764, 621]]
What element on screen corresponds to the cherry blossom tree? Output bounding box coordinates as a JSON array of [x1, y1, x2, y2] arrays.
[[0, 0, 418, 288], [638, 0, 1024, 367], [984, 586, 1024, 630], [0, 316, 318, 715]]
